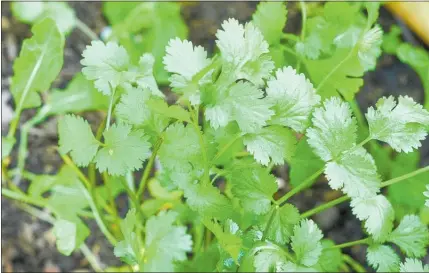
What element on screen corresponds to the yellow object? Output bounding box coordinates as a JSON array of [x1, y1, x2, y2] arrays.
[[385, 2, 429, 46]]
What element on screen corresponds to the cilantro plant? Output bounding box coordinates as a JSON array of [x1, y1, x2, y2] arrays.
[[2, 2, 429, 272]]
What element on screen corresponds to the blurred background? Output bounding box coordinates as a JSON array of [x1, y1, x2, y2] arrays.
[[1, 2, 429, 272]]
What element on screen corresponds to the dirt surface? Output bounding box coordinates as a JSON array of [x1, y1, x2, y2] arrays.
[[1, 2, 428, 272]]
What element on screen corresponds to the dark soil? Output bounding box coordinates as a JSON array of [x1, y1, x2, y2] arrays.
[[1, 2, 428, 272]]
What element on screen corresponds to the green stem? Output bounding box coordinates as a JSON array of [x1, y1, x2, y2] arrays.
[[301, 196, 350, 218], [192, 122, 210, 184], [381, 165, 429, 187], [105, 86, 116, 132], [342, 254, 367, 273], [262, 206, 278, 241], [60, 154, 92, 189], [137, 137, 163, 200], [277, 167, 324, 206], [75, 18, 99, 41], [282, 44, 299, 57], [2, 188, 47, 207], [14, 106, 50, 184], [79, 183, 117, 246], [328, 238, 370, 250], [89, 116, 107, 185], [296, 0, 307, 72], [282, 33, 299, 42]]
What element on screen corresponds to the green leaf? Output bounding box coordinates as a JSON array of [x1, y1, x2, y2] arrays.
[[12, 2, 76, 34], [366, 244, 400, 272], [103, 2, 139, 25], [11, 17, 64, 109], [228, 163, 277, 215], [397, 43, 429, 69], [158, 123, 202, 182], [205, 81, 274, 133], [382, 25, 402, 55], [146, 99, 191, 122], [81, 41, 130, 95], [114, 209, 140, 266], [315, 240, 342, 272], [53, 218, 89, 256], [183, 183, 234, 221], [115, 85, 151, 126], [47, 73, 109, 115], [203, 218, 242, 263], [144, 211, 192, 271], [291, 219, 323, 267], [252, 1, 287, 45], [307, 97, 357, 161], [395, 43, 429, 110], [53, 219, 76, 256], [277, 262, 318, 272], [58, 114, 99, 167], [388, 151, 428, 217], [243, 125, 297, 166], [262, 204, 300, 245], [387, 215, 429, 258], [289, 137, 324, 187], [95, 123, 151, 176], [241, 242, 289, 272], [357, 25, 383, 71], [351, 195, 394, 241], [28, 175, 56, 199], [366, 96, 429, 153], [215, 18, 274, 86], [266, 66, 321, 132], [305, 48, 364, 101], [399, 258, 429, 272], [11, 2, 44, 23], [325, 147, 381, 198], [163, 38, 211, 99]]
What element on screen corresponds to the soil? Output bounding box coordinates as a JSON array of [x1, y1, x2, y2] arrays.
[[1, 2, 428, 272]]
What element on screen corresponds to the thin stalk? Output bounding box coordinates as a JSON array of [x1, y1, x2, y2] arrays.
[[277, 167, 324, 206], [381, 165, 429, 187], [60, 153, 91, 189], [302, 196, 350, 218], [282, 33, 299, 42], [282, 44, 299, 57], [79, 183, 117, 246], [89, 116, 107, 185], [2, 188, 47, 207], [302, 165, 429, 218], [120, 178, 144, 222], [75, 18, 99, 41], [192, 121, 210, 184], [342, 254, 367, 273], [262, 206, 278, 241], [204, 227, 213, 249], [101, 172, 120, 220], [14, 106, 50, 184], [296, 0, 307, 72], [80, 244, 104, 272], [105, 87, 116, 132], [328, 238, 370, 250], [137, 137, 163, 200]]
